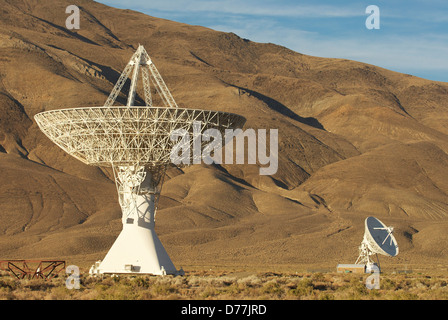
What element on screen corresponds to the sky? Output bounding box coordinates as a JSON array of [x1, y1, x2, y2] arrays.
[[96, 0, 448, 82]]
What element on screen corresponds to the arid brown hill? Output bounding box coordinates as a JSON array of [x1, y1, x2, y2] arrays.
[[1, 0, 448, 271]]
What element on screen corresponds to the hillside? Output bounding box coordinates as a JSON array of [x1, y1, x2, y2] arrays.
[[1, 0, 448, 272]]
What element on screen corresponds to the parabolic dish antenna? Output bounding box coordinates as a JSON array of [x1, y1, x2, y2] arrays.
[[34, 45, 246, 276], [355, 216, 399, 271]]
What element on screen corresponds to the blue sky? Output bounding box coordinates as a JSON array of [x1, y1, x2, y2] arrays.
[[97, 0, 448, 82]]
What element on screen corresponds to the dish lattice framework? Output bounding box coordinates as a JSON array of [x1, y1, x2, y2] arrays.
[[34, 106, 244, 169], [35, 44, 245, 168]]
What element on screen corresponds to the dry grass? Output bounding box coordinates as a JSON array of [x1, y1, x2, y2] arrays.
[[1, 270, 448, 300]]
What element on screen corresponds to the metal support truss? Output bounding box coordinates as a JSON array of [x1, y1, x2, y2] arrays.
[[112, 164, 146, 220], [355, 242, 381, 271], [0, 260, 66, 280], [104, 45, 178, 109]]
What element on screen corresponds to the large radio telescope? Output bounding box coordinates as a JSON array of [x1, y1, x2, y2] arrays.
[[355, 216, 399, 272], [35, 45, 246, 276]]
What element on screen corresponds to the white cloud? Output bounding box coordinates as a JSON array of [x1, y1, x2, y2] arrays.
[[209, 17, 448, 80], [98, 0, 448, 81], [282, 32, 448, 80], [102, 0, 362, 18]]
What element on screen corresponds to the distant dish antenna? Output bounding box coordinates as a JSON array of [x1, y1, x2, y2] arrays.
[[355, 216, 399, 272], [34, 45, 246, 276]]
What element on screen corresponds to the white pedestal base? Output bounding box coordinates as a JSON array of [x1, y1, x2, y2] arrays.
[[90, 224, 183, 276]]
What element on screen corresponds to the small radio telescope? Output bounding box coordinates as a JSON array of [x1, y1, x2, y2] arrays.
[[354, 216, 399, 272], [34, 45, 245, 276]]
